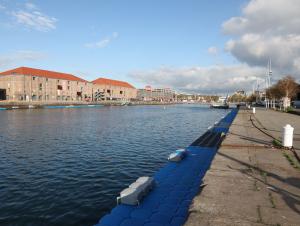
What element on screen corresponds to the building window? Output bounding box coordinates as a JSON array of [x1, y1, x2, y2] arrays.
[[67, 86, 70, 90], [32, 76, 36, 80], [57, 85, 63, 90], [57, 80, 60, 83], [107, 89, 111, 93], [39, 83, 42, 91], [68, 81, 70, 84], [120, 91, 123, 94], [46, 78, 48, 82]]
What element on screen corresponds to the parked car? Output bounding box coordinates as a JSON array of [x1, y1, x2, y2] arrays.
[[292, 101, 300, 108]]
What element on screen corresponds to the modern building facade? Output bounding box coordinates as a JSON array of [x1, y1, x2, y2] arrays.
[[0, 67, 93, 102], [137, 86, 176, 102], [92, 78, 137, 101]]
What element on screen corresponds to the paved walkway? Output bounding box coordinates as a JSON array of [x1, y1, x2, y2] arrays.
[[185, 109, 300, 226], [254, 108, 300, 156]]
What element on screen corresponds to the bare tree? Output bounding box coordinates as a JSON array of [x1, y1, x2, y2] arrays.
[[247, 94, 257, 103], [266, 84, 284, 100], [276, 76, 299, 109], [277, 76, 299, 98]]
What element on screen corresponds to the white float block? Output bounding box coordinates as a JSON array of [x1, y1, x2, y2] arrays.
[[134, 176, 155, 192], [168, 149, 186, 162], [129, 181, 146, 194], [176, 149, 187, 157], [168, 152, 182, 162], [136, 176, 155, 188], [118, 187, 141, 205]]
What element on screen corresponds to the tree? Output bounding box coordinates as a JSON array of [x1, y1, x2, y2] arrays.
[[274, 75, 299, 109], [266, 84, 284, 100], [277, 76, 299, 99], [228, 94, 246, 103], [247, 94, 257, 103]]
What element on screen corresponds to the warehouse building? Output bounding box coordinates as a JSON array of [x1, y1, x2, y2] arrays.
[[92, 78, 137, 101], [0, 67, 93, 102]]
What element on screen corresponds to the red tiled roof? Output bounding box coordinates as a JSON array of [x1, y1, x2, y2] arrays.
[[0, 67, 87, 82], [92, 78, 135, 89]]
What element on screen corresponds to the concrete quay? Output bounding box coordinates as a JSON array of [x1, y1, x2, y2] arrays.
[[185, 108, 300, 226]]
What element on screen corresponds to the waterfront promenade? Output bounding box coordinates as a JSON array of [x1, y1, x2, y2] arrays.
[[185, 108, 300, 226]]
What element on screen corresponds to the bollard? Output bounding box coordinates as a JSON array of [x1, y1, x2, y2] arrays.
[[252, 107, 256, 114], [282, 124, 294, 148]]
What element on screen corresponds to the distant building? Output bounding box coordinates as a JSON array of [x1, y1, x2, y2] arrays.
[[137, 86, 176, 102], [92, 78, 137, 101], [0, 67, 92, 102]]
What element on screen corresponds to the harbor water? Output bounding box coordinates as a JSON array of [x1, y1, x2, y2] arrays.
[[0, 104, 229, 226]]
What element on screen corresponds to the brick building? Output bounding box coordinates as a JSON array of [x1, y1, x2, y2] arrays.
[[92, 78, 137, 101], [0, 67, 93, 102]]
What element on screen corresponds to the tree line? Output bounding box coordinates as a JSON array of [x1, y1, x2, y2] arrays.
[[229, 76, 299, 108]]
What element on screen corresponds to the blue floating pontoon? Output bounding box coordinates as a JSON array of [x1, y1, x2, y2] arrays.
[[95, 108, 238, 226]]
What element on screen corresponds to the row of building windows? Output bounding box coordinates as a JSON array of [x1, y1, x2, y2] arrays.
[[31, 76, 88, 86]]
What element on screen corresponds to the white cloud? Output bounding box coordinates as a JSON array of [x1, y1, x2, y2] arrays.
[[223, 0, 300, 77], [207, 46, 218, 55], [0, 2, 58, 32], [223, 0, 300, 35], [11, 9, 57, 32], [85, 32, 119, 48], [0, 50, 46, 68], [129, 64, 265, 94], [129, 0, 300, 94]]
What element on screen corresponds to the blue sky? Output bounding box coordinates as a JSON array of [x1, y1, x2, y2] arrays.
[[0, 0, 299, 93]]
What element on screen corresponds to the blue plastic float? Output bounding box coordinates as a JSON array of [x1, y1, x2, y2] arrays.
[[95, 108, 238, 226]]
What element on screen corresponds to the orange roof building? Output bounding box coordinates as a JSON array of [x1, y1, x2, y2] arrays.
[[0, 67, 137, 102], [92, 77, 137, 101], [0, 67, 87, 82], [0, 67, 92, 102], [92, 77, 135, 89]]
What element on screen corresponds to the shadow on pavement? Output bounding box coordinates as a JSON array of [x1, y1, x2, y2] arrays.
[[217, 151, 300, 215]]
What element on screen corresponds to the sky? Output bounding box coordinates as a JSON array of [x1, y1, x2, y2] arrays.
[[0, 0, 299, 94]]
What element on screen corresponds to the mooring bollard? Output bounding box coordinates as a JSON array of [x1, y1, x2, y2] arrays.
[[282, 124, 294, 148], [252, 107, 255, 114]]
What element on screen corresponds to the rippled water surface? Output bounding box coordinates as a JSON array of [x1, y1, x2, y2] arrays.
[[0, 104, 229, 226]]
